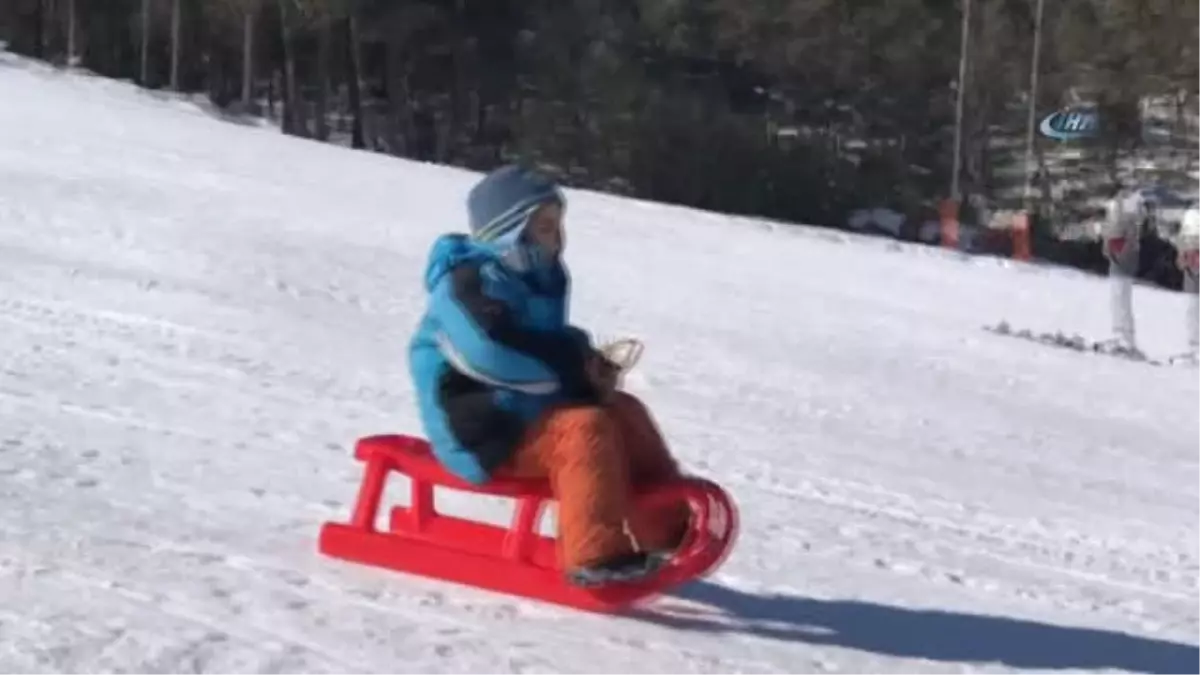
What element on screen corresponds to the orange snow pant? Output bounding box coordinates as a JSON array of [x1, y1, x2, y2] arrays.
[[505, 391, 690, 571]]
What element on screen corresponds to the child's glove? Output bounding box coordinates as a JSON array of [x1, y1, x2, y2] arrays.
[[597, 337, 644, 373], [586, 350, 620, 402], [584, 337, 643, 402]]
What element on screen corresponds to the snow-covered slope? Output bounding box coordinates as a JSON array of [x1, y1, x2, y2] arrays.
[[0, 53, 1196, 673]]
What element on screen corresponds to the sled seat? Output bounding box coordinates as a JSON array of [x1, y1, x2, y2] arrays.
[[318, 433, 739, 613], [352, 433, 552, 499]]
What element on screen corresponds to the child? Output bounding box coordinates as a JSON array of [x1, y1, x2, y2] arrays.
[[408, 164, 690, 586]]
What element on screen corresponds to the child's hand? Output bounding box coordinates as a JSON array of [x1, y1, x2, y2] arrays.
[[598, 337, 644, 373], [586, 351, 620, 402]]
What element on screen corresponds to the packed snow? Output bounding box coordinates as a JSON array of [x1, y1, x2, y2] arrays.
[[0, 52, 1197, 674]]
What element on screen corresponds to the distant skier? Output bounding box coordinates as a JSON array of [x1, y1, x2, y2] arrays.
[[1178, 204, 1199, 360], [1101, 184, 1152, 354], [407, 164, 689, 587]]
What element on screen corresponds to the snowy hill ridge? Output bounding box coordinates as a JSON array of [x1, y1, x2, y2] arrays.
[[0, 51, 1197, 673]]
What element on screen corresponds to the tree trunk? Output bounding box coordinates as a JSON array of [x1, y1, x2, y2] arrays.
[[384, 31, 409, 155], [169, 0, 181, 90], [32, 0, 45, 58], [241, 8, 254, 108], [1183, 93, 1198, 175], [315, 15, 331, 141], [343, 14, 366, 149], [445, 0, 468, 163], [139, 0, 150, 84], [66, 0, 76, 66], [278, 0, 302, 136]]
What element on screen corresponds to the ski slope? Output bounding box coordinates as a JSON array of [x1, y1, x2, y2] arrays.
[[0, 52, 1197, 673]]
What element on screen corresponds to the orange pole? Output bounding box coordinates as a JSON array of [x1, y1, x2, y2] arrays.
[[939, 198, 960, 250], [1012, 211, 1032, 261]]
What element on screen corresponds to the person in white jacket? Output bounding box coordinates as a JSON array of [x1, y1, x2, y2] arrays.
[[1178, 205, 1199, 358], [1101, 185, 1151, 352]]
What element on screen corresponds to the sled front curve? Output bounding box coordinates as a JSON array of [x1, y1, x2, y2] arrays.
[[317, 434, 739, 613]]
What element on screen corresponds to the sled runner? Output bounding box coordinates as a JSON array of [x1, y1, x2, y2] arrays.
[[318, 433, 738, 613]]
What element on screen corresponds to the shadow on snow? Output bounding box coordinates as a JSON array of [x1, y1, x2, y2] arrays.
[[633, 581, 1197, 673]]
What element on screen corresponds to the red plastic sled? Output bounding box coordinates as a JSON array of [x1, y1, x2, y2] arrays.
[[318, 434, 738, 613]]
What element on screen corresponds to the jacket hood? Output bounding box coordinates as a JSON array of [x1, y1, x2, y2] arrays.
[[422, 233, 499, 291]]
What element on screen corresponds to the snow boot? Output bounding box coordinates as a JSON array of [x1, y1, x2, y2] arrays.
[[567, 551, 664, 588]]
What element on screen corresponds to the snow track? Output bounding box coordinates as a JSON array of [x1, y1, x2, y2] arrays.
[[0, 52, 1196, 673]]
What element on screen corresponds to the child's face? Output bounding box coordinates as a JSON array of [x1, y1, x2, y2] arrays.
[[525, 203, 564, 257]]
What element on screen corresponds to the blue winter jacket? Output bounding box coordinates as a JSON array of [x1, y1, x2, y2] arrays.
[[408, 233, 597, 484]]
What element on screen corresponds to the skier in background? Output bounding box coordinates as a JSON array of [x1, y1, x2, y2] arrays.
[[1101, 183, 1152, 355], [1177, 204, 1200, 361], [407, 164, 689, 587]]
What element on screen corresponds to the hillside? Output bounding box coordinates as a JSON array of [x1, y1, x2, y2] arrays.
[[0, 53, 1196, 673]]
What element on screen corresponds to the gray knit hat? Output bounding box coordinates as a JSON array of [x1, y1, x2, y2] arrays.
[[466, 164, 565, 247]]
